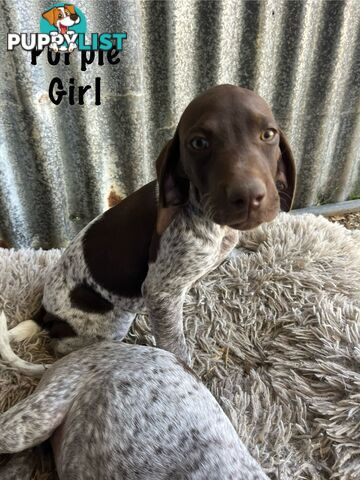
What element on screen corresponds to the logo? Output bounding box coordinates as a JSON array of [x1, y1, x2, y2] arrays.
[[8, 3, 126, 54], [40, 3, 86, 52], [6, 4, 127, 106]]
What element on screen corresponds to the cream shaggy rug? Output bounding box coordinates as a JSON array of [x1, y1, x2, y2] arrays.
[[0, 213, 359, 479]]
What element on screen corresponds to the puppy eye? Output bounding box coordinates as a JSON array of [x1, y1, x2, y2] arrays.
[[260, 129, 277, 141], [58, 13, 63, 18], [190, 137, 209, 150]]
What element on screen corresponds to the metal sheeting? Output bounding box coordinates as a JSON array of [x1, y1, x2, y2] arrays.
[[0, 0, 359, 248]]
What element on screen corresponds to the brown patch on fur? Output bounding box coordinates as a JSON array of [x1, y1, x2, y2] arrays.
[[156, 207, 179, 236], [70, 283, 113, 313], [83, 181, 158, 297], [39, 312, 77, 339]]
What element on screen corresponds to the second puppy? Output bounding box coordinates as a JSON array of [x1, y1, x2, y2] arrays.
[[0, 339, 269, 479]]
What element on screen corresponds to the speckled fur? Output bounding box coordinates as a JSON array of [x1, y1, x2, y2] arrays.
[[42, 215, 144, 356], [143, 191, 239, 361], [0, 342, 268, 480], [43, 187, 238, 361], [0, 450, 36, 479]]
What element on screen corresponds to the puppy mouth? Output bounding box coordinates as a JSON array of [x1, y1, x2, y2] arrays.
[[211, 205, 279, 230], [59, 23, 68, 34]]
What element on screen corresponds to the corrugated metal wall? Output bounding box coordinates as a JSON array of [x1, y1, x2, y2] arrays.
[[0, 0, 359, 248]]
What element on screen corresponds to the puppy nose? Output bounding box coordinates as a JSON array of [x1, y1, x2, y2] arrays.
[[227, 180, 266, 209], [70, 14, 78, 21]]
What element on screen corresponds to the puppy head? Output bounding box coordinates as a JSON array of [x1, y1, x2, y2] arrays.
[[157, 85, 296, 231], [42, 5, 80, 32]]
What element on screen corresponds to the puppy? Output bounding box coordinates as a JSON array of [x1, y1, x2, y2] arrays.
[[0, 339, 269, 479], [1, 85, 296, 375]]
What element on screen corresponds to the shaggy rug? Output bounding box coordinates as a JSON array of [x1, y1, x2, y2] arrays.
[[0, 213, 359, 479]]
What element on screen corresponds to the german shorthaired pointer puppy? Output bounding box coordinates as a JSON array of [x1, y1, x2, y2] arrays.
[[0, 339, 269, 479], [3, 84, 296, 374]]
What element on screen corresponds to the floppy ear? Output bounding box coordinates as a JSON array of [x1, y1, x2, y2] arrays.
[[155, 131, 189, 235], [65, 4, 76, 15], [42, 8, 56, 26], [156, 130, 189, 208], [276, 130, 297, 211]]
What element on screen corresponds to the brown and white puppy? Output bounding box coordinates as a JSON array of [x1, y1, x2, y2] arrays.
[[1, 85, 296, 375], [42, 4, 80, 52]]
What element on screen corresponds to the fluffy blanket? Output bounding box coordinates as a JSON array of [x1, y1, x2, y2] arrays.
[[0, 213, 359, 479]]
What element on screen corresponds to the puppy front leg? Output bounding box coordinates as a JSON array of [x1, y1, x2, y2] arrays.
[[144, 278, 189, 363], [143, 214, 219, 363]]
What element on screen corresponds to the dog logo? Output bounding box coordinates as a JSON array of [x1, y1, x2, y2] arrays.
[[40, 3, 86, 52]]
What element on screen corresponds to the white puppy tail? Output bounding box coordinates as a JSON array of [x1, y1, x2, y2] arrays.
[[0, 312, 50, 377]]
